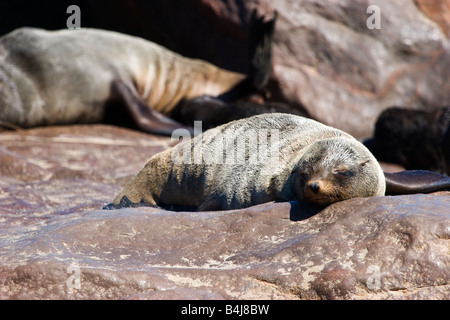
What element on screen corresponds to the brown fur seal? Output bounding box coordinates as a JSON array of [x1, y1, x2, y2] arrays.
[[364, 106, 450, 175], [0, 11, 277, 135], [105, 113, 450, 211], [105, 113, 387, 211]]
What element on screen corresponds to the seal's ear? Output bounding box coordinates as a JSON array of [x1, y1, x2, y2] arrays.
[[384, 170, 450, 195]]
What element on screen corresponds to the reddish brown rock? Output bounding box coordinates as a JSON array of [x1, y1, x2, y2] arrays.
[[0, 194, 448, 300], [0, 125, 448, 300], [415, 0, 450, 37], [261, 0, 450, 138], [0, 125, 172, 226]]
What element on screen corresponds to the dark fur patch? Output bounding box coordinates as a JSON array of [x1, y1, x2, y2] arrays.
[[365, 106, 450, 175], [102, 196, 157, 210]]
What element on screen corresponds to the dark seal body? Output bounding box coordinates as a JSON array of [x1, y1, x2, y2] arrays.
[[365, 106, 450, 175]]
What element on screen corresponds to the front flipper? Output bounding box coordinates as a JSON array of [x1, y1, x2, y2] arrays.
[[111, 79, 194, 136], [384, 170, 450, 195]]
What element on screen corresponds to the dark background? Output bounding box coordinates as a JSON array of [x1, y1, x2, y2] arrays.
[[0, 0, 250, 73]]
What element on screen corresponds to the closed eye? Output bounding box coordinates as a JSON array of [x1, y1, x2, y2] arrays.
[[333, 168, 354, 177]]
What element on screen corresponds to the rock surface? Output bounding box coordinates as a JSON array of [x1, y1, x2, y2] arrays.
[[0, 125, 449, 300]]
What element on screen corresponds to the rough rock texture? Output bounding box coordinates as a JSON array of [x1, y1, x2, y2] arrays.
[[0, 125, 449, 300], [0, 125, 172, 227], [268, 0, 450, 138]]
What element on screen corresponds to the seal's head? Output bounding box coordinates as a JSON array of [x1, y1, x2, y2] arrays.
[[294, 137, 385, 206]]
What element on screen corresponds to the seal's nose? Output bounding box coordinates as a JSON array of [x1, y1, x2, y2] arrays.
[[309, 182, 320, 194]]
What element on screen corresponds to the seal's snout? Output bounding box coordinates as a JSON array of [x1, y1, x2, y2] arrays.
[[303, 180, 340, 207], [309, 182, 320, 194]]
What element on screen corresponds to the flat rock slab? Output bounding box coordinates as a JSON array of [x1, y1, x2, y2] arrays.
[[0, 125, 172, 226], [0, 125, 448, 299]]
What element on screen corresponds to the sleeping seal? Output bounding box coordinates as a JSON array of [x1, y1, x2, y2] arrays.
[[105, 113, 388, 211], [0, 11, 277, 135]]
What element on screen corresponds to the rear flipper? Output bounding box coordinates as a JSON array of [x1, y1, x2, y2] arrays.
[[218, 10, 277, 102], [102, 195, 158, 210], [384, 170, 450, 195], [175, 95, 308, 129], [248, 9, 277, 90], [111, 79, 194, 136]]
